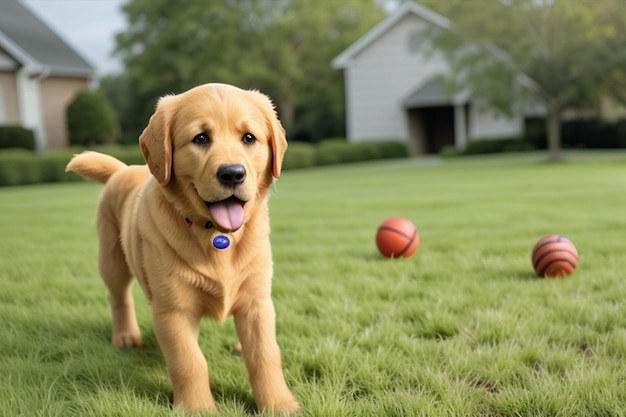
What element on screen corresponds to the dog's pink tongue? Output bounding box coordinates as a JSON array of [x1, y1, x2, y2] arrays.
[[209, 199, 244, 232]]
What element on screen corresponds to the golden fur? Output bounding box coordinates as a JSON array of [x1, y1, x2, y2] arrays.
[[66, 83, 298, 413]]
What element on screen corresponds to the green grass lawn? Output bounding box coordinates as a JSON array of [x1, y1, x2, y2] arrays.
[[1, 151, 626, 416]]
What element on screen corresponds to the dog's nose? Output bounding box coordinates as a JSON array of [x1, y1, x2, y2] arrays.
[[217, 164, 246, 185]]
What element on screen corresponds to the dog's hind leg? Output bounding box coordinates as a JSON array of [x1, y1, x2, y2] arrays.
[[97, 216, 143, 348]]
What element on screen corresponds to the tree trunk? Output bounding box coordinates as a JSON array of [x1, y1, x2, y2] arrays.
[[546, 102, 562, 161], [279, 100, 295, 134]]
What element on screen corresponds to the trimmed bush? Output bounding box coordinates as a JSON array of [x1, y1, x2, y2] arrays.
[[379, 141, 410, 158], [0, 126, 36, 150], [0, 150, 41, 186], [462, 137, 535, 155], [0, 146, 145, 187], [502, 140, 536, 152], [525, 117, 626, 149], [283, 142, 316, 170], [67, 90, 120, 146], [85, 145, 145, 166], [439, 145, 459, 158], [316, 139, 353, 166], [316, 139, 409, 166]]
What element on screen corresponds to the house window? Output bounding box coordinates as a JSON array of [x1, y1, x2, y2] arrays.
[[408, 29, 424, 54]]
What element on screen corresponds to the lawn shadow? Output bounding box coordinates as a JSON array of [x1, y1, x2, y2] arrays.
[[345, 249, 411, 262], [503, 269, 541, 281]]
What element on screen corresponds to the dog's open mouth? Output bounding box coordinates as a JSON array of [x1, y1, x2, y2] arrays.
[[205, 196, 245, 232]]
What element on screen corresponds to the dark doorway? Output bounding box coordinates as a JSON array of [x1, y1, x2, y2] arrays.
[[421, 106, 455, 154]]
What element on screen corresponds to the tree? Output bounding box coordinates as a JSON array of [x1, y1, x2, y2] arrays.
[[425, 0, 626, 161], [99, 74, 144, 144], [113, 0, 385, 141], [67, 90, 119, 146], [585, 1, 626, 108]]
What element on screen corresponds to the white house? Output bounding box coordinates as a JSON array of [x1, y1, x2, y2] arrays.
[[332, 2, 524, 155]]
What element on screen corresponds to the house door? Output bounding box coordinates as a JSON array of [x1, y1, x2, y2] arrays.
[[406, 106, 456, 155], [421, 106, 455, 154]]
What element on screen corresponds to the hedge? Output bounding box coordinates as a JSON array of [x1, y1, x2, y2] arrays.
[[525, 118, 626, 149], [462, 137, 536, 155], [0, 146, 144, 187], [440, 137, 536, 157], [0, 126, 36, 150], [282, 142, 316, 170], [315, 139, 408, 166], [0, 140, 410, 187]]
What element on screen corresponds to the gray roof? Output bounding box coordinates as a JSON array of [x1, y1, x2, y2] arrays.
[[403, 80, 451, 107], [332, 2, 450, 70], [402, 80, 470, 108], [0, 0, 94, 77]]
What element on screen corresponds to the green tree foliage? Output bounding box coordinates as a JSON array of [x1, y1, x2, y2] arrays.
[[425, 0, 626, 161], [584, 1, 626, 107], [67, 90, 120, 146], [99, 74, 144, 144], [112, 0, 385, 142]]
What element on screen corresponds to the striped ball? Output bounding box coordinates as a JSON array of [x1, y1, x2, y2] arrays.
[[376, 217, 419, 258], [531, 235, 578, 278]]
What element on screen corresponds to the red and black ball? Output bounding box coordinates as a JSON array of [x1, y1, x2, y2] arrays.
[[531, 234, 578, 278]]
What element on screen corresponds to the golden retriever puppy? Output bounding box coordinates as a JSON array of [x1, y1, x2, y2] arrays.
[[66, 83, 298, 413]]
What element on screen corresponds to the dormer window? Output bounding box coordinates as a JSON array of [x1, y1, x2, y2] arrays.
[[408, 29, 424, 54]]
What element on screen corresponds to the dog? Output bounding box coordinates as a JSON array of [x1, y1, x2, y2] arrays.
[[66, 83, 298, 414]]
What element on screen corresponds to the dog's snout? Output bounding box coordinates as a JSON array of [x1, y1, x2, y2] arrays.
[[217, 164, 246, 185]]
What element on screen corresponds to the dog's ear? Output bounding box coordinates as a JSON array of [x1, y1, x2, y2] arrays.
[[139, 96, 175, 186], [269, 113, 287, 180], [251, 91, 288, 179]]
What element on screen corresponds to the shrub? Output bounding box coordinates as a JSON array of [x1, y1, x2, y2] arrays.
[[67, 90, 120, 146], [283, 142, 316, 170], [462, 137, 534, 155], [316, 139, 409, 166], [378, 141, 410, 159], [0, 145, 144, 187], [525, 117, 626, 149], [439, 145, 459, 158], [88, 145, 145, 165], [37, 152, 83, 183], [0, 126, 36, 150], [0, 150, 41, 186], [315, 139, 350, 166], [502, 140, 536, 152]]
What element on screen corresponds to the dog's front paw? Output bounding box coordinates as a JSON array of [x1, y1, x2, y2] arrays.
[[276, 398, 300, 414], [262, 395, 299, 415], [112, 330, 143, 348]]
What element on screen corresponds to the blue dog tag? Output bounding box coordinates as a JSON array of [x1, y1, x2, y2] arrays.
[[212, 234, 230, 250]]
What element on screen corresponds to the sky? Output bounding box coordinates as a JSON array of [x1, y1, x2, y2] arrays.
[[21, 0, 127, 75]]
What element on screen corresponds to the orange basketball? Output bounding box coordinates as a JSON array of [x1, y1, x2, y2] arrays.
[[376, 217, 419, 258], [531, 234, 578, 278]]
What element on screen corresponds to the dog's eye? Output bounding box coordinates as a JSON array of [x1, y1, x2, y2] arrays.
[[192, 133, 210, 145], [242, 132, 256, 145]]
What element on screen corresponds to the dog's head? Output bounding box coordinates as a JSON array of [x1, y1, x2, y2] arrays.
[[139, 83, 287, 233]]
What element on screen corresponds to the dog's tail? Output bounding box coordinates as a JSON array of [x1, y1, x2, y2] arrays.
[[66, 151, 128, 184]]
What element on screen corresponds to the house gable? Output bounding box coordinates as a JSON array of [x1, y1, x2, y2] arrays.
[[332, 2, 450, 70], [0, 0, 94, 77], [0, 0, 96, 149]]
